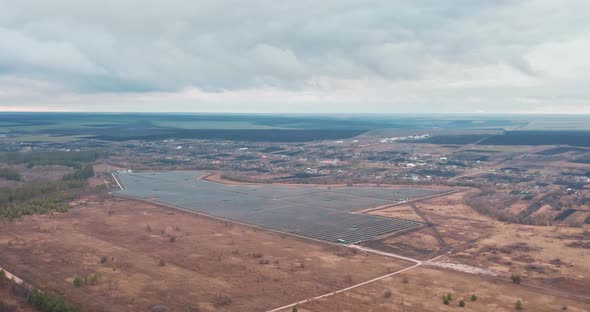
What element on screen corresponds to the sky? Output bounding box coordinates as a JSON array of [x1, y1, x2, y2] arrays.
[[1, 0, 589, 114]]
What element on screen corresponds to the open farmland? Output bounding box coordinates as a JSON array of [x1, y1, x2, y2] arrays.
[[114, 171, 448, 244]]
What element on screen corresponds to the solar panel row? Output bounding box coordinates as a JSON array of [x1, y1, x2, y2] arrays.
[[115, 171, 444, 243]]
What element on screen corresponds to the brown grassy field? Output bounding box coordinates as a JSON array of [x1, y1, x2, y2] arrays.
[[294, 267, 590, 312], [0, 196, 409, 312], [368, 190, 590, 299]]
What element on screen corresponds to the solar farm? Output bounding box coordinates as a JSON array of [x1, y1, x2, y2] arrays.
[[114, 171, 448, 244]]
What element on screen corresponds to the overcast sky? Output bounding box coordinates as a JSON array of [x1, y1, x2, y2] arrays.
[[1, 0, 589, 114]]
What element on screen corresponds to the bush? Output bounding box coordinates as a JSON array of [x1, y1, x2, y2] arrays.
[[213, 295, 232, 307], [471, 294, 477, 301], [443, 298, 449, 305], [27, 289, 82, 312], [459, 300, 465, 307], [87, 273, 101, 285], [292, 305, 298, 312], [511, 273, 521, 284], [445, 293, 453, 301], [73, 276, 84, 287], [383, 290, 392, 299], [516, 299, 524, 310]]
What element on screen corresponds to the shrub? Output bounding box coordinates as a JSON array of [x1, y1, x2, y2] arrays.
[[159, 259, 166, 267], [459, 300, 465, 307], [511, 273, 521, 284], [0, 270, 6, 288], [87, 273, 101, 285], [344, 274, 353, 283], [292, 305, 298, 312], [443, 298, 449, 305], [383, 290, 392, 299], [471, 294, 477, 301], [213, 295, 232, 307], [169, 236, 176, 243], [446, 293, 453, 301], [516, 299, 524, 310], [73, 276, 84, 287]]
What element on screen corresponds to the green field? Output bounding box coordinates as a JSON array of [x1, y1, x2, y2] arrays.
[[1, 113, 589, 143]]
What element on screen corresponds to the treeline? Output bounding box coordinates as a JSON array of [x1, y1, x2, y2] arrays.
[[0, 166, 95, 220], [0, 198, 71, 220], [0, 180, 84, 204], [0, 167, 21, 181], [0, 150, 106, 167], [62, 165, 94, 181]]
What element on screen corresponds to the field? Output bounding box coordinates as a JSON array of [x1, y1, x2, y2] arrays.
[[294, 266, 590, 312], [4, 113, 582, 143], [115, 171, 448, 243], [479, 131, 590, 147], [365, 190, 590, 300], [0, 196, 409, 312], [2, 172, 590, 311]]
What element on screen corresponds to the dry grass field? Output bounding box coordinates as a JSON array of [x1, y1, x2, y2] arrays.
[[1, 173, 589, 311], [0, 196, 409, 312], [367, 189, 590, 300], [294, 267, 590, 312]]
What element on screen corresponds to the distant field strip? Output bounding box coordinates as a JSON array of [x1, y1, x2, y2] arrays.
[[115, 171, 446, 243]]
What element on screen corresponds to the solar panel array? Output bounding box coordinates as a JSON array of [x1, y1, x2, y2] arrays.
[[115, 171, 446, 243]]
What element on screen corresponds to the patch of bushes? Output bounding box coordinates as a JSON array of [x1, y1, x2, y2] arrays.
[[442, 293, 452, 305], [0, 168, 21, 181], [0, 164, 96, 220], [62, 165, 94, 181], [0, 198, 70, 220], [28, 289, 83, 312], [72, 272, 102, 287]]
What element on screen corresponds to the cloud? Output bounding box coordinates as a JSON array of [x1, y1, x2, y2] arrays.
[[0, 0, 589, 112]]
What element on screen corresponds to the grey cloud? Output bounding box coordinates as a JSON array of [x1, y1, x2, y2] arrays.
[[0, 0, 589, 113]]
